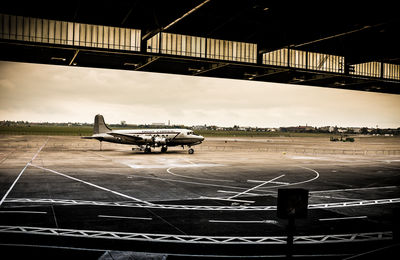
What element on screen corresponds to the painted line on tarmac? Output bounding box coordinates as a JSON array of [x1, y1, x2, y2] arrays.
[[129, 174, 250, 190], [310, 185, 398, 194], [293, 166, 320, 185], [310, 194, 361, 201], [199, 197, 255, 204], [130, 165, 320, 193], [0, 210, 47, 214], [166, 167, 234, 183], [247, 179, 289, 185], [319, 216, 367, 222], [0, 138, 49, 207], [228, 175, 285, 199], [98, 215, 152, 221], [0, 150, 16, 165], [238, 166, 320, 191], [211, 175, 285, 202], [217, 190, 271, 196], [209, 219, 279, 224], [29, 164, 154, 206], [30, 139, 49, 163]]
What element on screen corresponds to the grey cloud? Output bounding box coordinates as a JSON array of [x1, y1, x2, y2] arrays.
[[0, 61, 399, 128]]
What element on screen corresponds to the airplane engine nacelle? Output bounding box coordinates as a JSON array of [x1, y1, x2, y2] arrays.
[[142, 136, 153, 143], [154, 136, 167, 146]]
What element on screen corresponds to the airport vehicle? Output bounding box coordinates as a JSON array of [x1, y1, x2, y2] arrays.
[[82, 115, 204, 154]]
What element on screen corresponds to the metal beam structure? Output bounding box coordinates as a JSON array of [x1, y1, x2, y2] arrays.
[[0, 2, 398, 94], [5, 197, 400, 211], [0, 225, 393, 244]]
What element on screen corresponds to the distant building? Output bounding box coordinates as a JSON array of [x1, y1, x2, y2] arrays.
[[348, 127, 361, 133], [151, 123, 165, 126], [193, 125, 207, 130]]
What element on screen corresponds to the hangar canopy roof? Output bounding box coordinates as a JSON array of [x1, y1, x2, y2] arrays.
[[1, 1, 399, 93]]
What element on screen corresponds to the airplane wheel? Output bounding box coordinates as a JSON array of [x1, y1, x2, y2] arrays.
[[144, 147, 151, 153], [188, 148, 194, 154], [161, 146, 168, 153]]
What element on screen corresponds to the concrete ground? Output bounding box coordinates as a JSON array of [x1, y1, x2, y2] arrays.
[[0, 135, 400, 258]]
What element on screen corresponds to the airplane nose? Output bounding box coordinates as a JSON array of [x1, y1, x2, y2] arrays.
[[199, 135, 205, 141]]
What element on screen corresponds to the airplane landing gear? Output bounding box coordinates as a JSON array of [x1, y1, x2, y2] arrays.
[[188, 148, 194, 154], [161, 146, 168, 153], [144, 147, 151, 153]]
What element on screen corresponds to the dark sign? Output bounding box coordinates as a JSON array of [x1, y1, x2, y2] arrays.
[[277, 188, 309, 219]]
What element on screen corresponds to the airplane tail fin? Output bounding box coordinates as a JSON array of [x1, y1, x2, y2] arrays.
[[94, 114, 112, 134]]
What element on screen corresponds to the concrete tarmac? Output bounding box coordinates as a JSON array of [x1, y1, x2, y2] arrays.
[[0, 135, 399, 258]]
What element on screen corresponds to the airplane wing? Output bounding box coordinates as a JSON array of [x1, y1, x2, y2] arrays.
[[107, 132, 144, 143]]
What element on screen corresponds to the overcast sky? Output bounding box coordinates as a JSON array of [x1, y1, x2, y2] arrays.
[[0, 61, 399, 128]]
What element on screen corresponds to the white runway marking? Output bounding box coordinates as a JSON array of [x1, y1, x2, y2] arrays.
[[123, 159, 222, 169], [228, 175, 285, 199], [129, 174, 250, 190], [199, 197, 255, 204], [167, 167, 234, 182], [30, 164, 154, 206], [98, 215, 152, 221], [0, 150, 16, 165], [270, 181, 290, 185], [248, 179, 290, 185], [319, 216, 367, 222], [0, 138, 49, 207], [310, 185, 398, 194], [0, 210, 47, 214], [290, 166, 320, 186], [310, 194, 361, 201], [129, 165, 321, 194], [217, 190, 270, 196], [124, 157, 232, 182], [209, 166, 320, 202], [209, 219, 278, 224], [225, 166, 320, 192]]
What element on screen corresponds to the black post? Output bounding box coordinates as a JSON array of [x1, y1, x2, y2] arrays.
[[286, 214, 295, 258], [277, 188, 309, 259]]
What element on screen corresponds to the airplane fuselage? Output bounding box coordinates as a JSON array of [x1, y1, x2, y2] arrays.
[[92, 129, 204, 147]]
